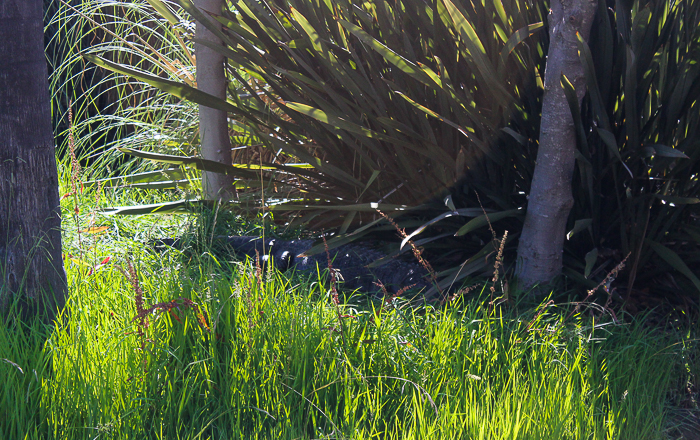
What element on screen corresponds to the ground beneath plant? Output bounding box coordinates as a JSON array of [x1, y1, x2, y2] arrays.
[[668, 408, 700, 440]]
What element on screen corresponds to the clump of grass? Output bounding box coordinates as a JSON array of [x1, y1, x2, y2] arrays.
[[1, 169, 698, 438]]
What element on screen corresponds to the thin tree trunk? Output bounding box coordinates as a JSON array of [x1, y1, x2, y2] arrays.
[[194, 0, 235, 200], [515, 0, 597, 290], [0, 0, 68, 318]]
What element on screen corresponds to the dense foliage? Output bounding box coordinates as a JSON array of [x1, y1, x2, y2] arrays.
[[49, 0, 700, 306]]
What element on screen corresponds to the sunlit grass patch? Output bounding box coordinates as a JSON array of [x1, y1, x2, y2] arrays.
[[3, 219, 697, 438], [0, 165, 696, 439]]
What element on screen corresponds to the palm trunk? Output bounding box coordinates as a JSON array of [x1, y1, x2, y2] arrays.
[[194, 0, 235, 200], [0, 0, 68, 318], [515, 0, 597, 290]]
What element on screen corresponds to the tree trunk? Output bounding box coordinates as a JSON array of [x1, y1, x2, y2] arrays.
[[0, 0, 68, 318], [194, 0, 235, 200], [515, 0, 597, 290]]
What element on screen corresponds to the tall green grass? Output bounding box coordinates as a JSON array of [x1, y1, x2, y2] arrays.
[[46, 0, 201, 179], [0, 169, 697, 438]]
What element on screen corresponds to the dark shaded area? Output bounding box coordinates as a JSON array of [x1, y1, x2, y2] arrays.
[[153, 236, 432, 298]]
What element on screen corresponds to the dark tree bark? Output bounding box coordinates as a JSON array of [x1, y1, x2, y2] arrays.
[[515, 0, 597, 289], [0, 0, 67, 317], [194, 0, 235, 200]]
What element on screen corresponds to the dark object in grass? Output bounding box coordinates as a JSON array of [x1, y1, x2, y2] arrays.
[[153, 236, 430, 297]]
